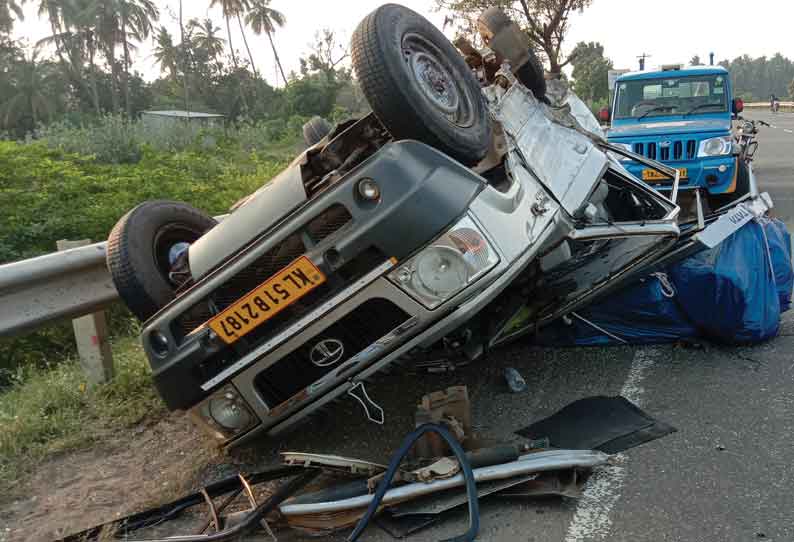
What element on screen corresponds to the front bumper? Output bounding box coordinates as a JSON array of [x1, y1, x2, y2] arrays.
[[620, 156, 737, 194]]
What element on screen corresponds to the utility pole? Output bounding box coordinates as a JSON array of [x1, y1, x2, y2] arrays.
[[709, 52, 715, 66], [637, 53, 652, 71]]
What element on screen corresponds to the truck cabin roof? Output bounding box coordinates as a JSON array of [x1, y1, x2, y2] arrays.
[[616, 66, 729, 83]]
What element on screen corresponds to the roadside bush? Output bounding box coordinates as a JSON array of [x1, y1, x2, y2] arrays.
[[34, 114, 303, 165], [0, 140, 288, 263], [0, 139, 290, 377]]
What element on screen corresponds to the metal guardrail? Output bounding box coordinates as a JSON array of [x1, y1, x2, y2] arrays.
[[0, 213, 228, 338], [0, 241, 118, 337], [744, 101, 794, 112]]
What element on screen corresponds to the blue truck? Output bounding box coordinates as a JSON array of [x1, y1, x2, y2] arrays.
[[606, 65, 746, 204]]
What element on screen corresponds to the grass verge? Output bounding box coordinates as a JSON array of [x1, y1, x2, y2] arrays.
[[0, 335, 165, 493]]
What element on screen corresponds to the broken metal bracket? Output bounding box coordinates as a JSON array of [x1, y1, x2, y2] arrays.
[[348, 382, 385, 425]]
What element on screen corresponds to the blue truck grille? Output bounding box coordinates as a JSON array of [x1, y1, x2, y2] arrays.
[[633, 139, 697, 161]]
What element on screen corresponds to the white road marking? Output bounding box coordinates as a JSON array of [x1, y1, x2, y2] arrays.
[[784, 129, 793, 134], [563, 347, 660, 542]]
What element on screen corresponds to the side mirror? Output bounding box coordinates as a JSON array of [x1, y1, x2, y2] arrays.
[[732, 98, 744, 114], [598, 106, 611, 124]]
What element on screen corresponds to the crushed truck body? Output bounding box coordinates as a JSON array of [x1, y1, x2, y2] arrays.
[[105, 3, 773, 448]]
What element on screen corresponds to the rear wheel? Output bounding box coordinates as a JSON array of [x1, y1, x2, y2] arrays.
[[107, 201, 217, 322], [351, 4, 491, 166]]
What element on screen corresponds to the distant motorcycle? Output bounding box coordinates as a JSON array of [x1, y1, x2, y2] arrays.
[[771, 99, 780, 113]]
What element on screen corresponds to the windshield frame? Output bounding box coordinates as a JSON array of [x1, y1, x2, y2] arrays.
[[614, 74, 729, 121]]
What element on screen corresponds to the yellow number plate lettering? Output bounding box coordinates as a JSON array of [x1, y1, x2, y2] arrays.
[[208, 256, 326, 344]]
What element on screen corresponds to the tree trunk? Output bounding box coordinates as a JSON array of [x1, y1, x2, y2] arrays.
[[122, 17, 132, 118], [107, 39, 120, 114], [225, 15, 238, 68], [237, 15, 258, 79], [266, 29, 287, 86], [179, 0, 190, 115], [88, 46, 101, 114]]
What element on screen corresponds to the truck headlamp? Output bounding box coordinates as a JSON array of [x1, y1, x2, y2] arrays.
[[388, 215, 499, 309], [698, 136, 732, 157]]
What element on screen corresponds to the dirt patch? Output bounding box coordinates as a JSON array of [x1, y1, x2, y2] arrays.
[[0, 413, 220, 542]]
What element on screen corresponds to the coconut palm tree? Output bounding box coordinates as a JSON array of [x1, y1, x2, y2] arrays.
[[0, 53, 57, 129], [208, 0, 248, 71], [0, 0, 24, 34], [237, 12, 257, 79], [244, 0, 286, 86], [153, 26, 178, 79], [188, 17, 225, 68], [118, 0, 159, 116], [37, 0, 103, 114]]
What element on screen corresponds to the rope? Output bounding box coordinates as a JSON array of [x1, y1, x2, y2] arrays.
[[651, 272, 676, 299], [570, 312, 628, 344]]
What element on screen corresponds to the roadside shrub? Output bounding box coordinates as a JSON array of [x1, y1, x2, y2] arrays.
[[0, 140, 289, 377]]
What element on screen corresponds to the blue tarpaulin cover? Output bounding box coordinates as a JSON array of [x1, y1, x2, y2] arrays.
[[763, 218, 794, 312], [535, 274, 698, 346], [536, 218, 793, 346], [672, 219, 785, 344]]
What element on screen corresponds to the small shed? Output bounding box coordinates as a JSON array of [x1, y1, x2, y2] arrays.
[[140, 110, 225, 130]]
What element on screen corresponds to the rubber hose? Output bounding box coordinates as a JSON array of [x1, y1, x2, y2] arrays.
[[346, 423, 479, 542]]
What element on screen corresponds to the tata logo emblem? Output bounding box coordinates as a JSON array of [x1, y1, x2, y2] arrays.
[[310, 339, 345, 367], [660, 140, 672, 148]]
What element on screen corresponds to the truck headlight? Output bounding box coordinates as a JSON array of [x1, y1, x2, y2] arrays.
[[189, 385, 258, 441], [388, 215, 499, 309], [698, 136, 732, 157]]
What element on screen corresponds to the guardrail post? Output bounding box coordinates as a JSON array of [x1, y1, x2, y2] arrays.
[[56, 239, 114, 385]]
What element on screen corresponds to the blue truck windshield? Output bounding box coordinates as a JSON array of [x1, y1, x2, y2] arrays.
[[615, 74, 728, 120]]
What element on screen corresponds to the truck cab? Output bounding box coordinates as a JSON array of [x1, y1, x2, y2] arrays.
[[607, 65, 745, 199]]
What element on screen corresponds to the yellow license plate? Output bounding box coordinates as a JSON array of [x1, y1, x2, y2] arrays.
[[642, 168, 688, 182], [208, 256, 326, 344]]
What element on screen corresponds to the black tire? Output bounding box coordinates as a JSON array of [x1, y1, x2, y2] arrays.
[[478, 7, 546, 99], [107, 200, 217, 322], [303, 116, 333, 147], [708, 159, 751, 209], [351, 4, 491, 166]]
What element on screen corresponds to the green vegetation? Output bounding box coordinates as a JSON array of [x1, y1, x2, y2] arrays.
[[0, 134, 290, 263], [720, 54, 794, 102], [0, 335, 162, 491]]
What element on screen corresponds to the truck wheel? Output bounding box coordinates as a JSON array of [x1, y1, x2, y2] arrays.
[[351, 4, 491, 166], [107, 201, 217, 322], [303, 116, 333, 147], [477, 7, 547, 100]]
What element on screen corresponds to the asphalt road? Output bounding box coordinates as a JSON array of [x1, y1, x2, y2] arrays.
[[236, 111, 794, 542]]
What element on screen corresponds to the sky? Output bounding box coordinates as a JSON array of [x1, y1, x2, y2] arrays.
[[10, 0, 794, 87]]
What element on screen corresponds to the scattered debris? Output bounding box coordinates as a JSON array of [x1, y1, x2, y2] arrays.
[[516, 396, 677, 454], [504, 367, 528, 393], [412, 386, 472, 459]]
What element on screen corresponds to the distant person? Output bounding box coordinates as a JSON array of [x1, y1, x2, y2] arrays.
[[771, 94, 780, 113]]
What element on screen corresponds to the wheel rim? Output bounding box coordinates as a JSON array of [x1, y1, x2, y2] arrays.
[[402, 33, 476, 128], [152, 224, 203, 286]]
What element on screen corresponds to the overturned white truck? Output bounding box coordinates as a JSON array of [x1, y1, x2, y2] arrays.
[[105, 5, 772, 446]]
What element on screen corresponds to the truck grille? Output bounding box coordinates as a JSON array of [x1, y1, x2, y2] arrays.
[[253, 298, 409, 408], [173, 204, 353, 337], [633, 139, 697, 161]]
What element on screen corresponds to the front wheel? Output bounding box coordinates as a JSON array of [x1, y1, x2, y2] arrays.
[[107, 201, 217, 322]]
